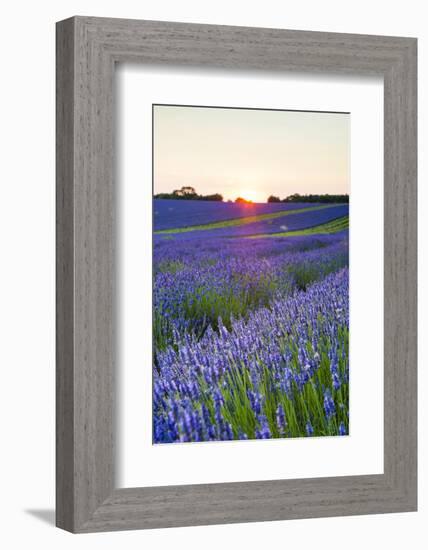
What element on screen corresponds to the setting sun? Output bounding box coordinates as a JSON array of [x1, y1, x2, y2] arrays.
[[239, 190, 264, 203], [227, 189, 266, 204]]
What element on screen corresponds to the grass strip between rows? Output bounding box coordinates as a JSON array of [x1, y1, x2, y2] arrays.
[[246, 215, 349, 238]]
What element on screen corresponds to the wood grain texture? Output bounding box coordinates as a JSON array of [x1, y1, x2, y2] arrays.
[[56, 16, 417, 533], [56, 18, 75, 532]]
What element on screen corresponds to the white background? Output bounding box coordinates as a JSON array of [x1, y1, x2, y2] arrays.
[[118, 67, 383, 487], [0, 1, 425, 549]]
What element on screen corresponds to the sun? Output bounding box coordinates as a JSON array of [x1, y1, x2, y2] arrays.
[[238, 189, 264, 203]]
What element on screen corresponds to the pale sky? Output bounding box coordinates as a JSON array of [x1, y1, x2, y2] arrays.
[[153, 105, 349, 203]]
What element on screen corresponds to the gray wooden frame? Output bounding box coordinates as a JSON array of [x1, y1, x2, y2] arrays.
[[56, 16, 417, 533]]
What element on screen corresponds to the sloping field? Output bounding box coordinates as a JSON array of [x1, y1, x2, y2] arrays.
[[154, 199, 323, 231], [154, 203, 348, 240]]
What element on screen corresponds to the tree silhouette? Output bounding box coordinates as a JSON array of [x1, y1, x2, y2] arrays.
[[154, 186, 223, 201]]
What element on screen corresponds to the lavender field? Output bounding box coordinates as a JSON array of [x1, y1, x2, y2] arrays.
[[154, 199, 323, 231], [153, 200, 349, 443]]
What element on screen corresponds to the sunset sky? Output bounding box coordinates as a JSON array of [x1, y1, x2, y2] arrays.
[[153, 105, 349, 203]]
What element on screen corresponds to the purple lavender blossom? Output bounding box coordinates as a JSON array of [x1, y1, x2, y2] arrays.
[[256, 416, 272, 439], [276, 404, 287, 434], [339, 422, 347, 436], [323, 389, 336, 421], [306, 420, 314, 436]]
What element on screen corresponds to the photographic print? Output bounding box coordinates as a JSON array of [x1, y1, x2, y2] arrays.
[[153, 104, 349, 444]]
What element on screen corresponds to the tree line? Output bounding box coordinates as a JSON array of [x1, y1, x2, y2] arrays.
[[267, 193, 349, 204], [154, 187, 349, 204], [154, 186, 223, 202]]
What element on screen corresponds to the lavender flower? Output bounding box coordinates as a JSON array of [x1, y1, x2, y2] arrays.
[[248, 390, 263, 416], [324, 389, 336, 421], [276, 404, 287, 434], [256, 415, 271, 439]]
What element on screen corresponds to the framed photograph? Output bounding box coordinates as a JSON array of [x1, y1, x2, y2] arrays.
[[151, 104, 350, 445], [56, 16, 417, 532]]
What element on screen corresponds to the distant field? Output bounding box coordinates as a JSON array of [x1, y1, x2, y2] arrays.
[[154, 199, 323, 231], [154, 201, 348, 240]]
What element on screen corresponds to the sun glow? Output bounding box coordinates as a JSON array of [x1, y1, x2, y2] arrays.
[[234, 189, 265, 204]]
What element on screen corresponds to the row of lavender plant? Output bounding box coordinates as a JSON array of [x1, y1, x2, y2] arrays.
[[154, 268, 349, 442], [154, 234, 348, 353]]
